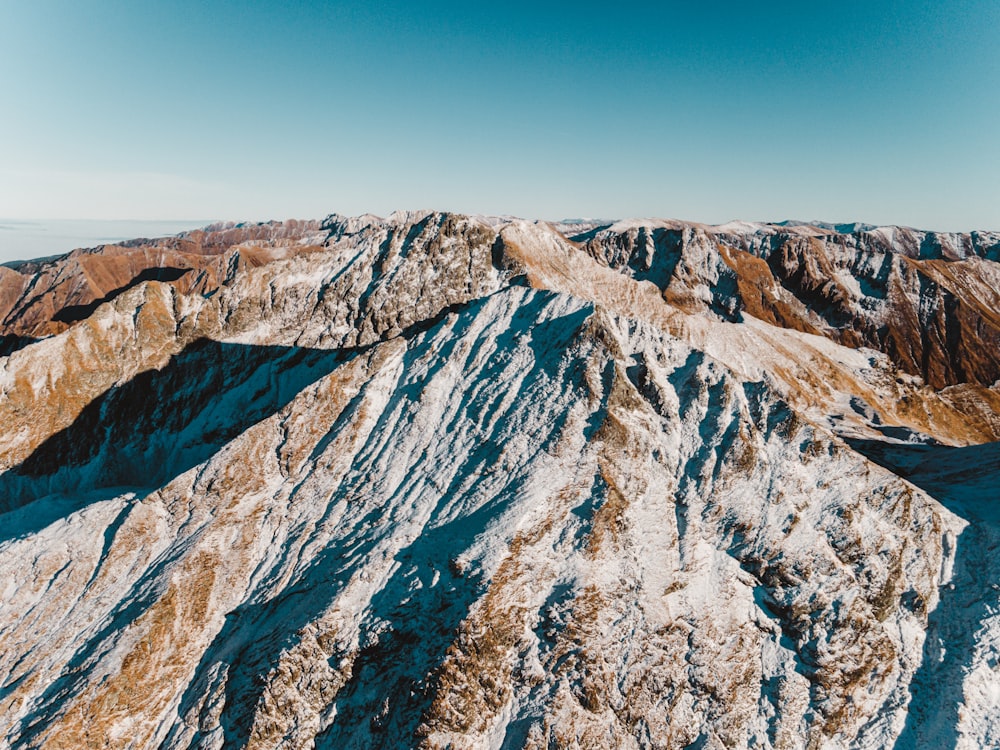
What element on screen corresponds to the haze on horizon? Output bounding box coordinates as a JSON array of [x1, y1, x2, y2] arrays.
[[1, 0, 998, 254]]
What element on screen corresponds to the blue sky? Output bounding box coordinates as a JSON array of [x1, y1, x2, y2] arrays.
[[1, 0, 998, 230]]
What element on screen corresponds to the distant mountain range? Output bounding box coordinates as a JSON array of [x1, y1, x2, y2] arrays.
[[0, 219, 215, 264], [773, 219, 880, 233], [1, 212, 998, 748]]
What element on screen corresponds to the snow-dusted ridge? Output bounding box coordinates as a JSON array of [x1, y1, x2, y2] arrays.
[[0, 210, 997, 749]]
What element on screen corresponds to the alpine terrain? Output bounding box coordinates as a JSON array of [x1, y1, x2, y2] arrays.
[[0, 212, 998, 749]]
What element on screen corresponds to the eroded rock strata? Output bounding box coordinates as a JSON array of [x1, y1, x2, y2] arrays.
[[0, 213, 997, 749]]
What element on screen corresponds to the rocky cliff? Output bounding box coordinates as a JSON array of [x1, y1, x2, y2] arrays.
[[0, 213, 997, 749]]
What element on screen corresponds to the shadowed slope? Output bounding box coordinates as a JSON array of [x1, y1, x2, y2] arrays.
[[0, 337, 347, 540], [848, 439, 1000, 749], [51, 267, 192, 324]]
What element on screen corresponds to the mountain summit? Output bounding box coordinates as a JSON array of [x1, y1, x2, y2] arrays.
[[1, 212, 998, 749]]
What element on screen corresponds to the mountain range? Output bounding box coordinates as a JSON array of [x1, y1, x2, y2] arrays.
[[0, 212, 998, 749]]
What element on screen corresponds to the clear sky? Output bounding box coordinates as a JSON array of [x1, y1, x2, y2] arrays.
[[1, 0, 998, 231]]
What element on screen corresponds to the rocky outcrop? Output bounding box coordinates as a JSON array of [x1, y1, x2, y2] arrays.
[[0, 212, 998, 749], [575, 221, 1000, 389]]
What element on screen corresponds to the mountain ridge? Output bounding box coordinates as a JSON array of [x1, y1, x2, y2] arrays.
[[0, 210, 997, 749]]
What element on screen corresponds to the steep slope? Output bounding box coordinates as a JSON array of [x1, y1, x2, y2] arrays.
[[498, 220, 1000, 446], [0, 211, 997, 749]]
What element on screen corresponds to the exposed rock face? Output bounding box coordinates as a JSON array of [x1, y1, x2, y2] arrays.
[[0, 213, 997, 749], [575, 221, 1000, 390]]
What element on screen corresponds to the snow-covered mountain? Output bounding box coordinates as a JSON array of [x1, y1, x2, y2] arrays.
[[0, 212, 997, 749]]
